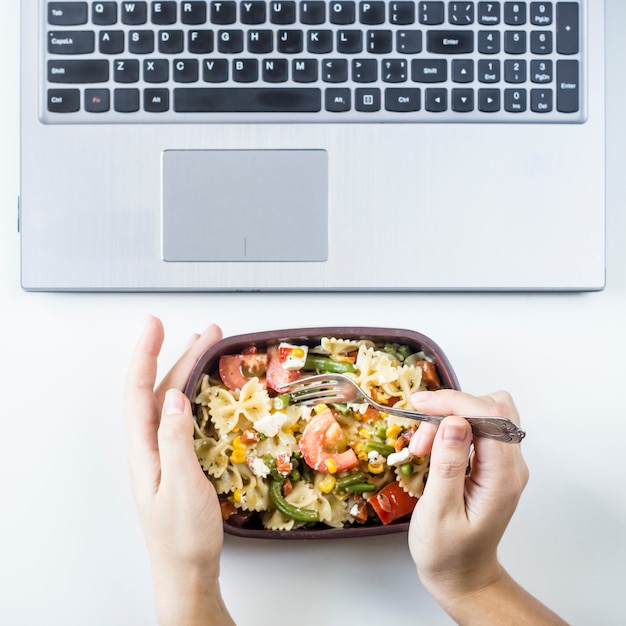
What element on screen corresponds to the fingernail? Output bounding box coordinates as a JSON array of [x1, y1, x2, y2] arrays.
[[442, 423, 469, 445], [408, 428, 424, 455], [411, 391, 435, 405], [164, 389, 185, 415]]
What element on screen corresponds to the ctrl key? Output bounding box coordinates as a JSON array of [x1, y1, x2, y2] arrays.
[[47, 88, 80, 113]]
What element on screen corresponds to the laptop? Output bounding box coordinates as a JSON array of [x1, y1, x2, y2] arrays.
[[19, 1, 605, 291]]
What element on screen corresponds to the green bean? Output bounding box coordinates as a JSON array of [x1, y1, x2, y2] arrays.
[[363, 439, 395, 457], [269, 479, 320, 523], [335, 471, 367, 490], [373, 420, 387, 439], [330, 402, 352, 416], [344, 483, 377, 493], [304, 355, 356, 374], [272, 394, 291, 410]]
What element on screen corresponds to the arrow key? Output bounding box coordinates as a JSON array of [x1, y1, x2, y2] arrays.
[[452, 59, 474, 83], [478, 88, 500, 112], [425, 88, 447, 112], [452, 88, 474, 112]]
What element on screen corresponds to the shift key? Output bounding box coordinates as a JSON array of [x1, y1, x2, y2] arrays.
[[48, 59, 109, 83]]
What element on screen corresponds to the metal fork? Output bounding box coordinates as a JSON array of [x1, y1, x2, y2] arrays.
[[278, 373, 526, 443]]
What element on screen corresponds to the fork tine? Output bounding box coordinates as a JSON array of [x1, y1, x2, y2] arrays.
[[277, 374, 346, 405]]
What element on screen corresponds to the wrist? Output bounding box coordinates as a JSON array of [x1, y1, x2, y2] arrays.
[[151, 561, 235, 626]]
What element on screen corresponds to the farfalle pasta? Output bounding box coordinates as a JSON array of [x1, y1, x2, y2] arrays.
[[191, 334, 446, 533]]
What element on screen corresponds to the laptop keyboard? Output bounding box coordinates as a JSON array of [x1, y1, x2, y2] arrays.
[[43, 1, 585, 123]]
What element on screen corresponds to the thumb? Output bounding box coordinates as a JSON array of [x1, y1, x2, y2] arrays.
[[422, 416, 472, 512], [157, 389, 202, 486]]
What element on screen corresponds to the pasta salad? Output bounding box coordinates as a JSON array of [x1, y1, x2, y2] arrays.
[[192, 336, 442, 532]]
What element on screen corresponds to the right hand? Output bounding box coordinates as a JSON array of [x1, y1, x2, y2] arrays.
[[407, 390, 529, 601]]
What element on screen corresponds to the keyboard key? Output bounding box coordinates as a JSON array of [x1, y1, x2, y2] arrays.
[[263, 58, 289, 82], [419, 1, 445, 25], [129, 30, 155, 54], [307, 30, 333, 54], [159, 30, 184, 53], [144, 59, 169, 82], [385, 87, 421, 112], [202, 59, 229, 82], [452, 59, 473, 83], [478, 59, 500, 83], [188, 30, 214, 54], [210, 1, 236, 25], [352, 59, 378, 82], [292, 59, 318, 82], [504, 30, 526, 54], [337, 30, 363, 54], [425, 87, 447, 111], [504, 88, 527, 112], [99, 30, 125, 54], [477, 1, 500, 24], [478, 30, 500, 54], [367, 30, 393, 53], [271, 1, 297, 24], [478, 88, 500, 112], [427, 30, 474, 54], [382, 59, 408, 83], [531, 59, 553, 83], [360, 2, 386, 25], [325, 88, 351, 111], [452, 88, 474, 112], [322, 59, 348, 82], [47, 88, 80, 112], [557, 59, 579, 112], [248, 29, 273, 54], [355, 87, 381, 112], [48, 31, 95, 55], [329, 2, 356, 25], [412, 59, 447, 82], [396, 30, 422, 54], [151, 1, 177, 25], [557, 3, 579, 55], [144, 88, 170, 112], [504, 59, 526, 83], [173, 87, 322, 112], [122, 2, 148, 25], [92, 2, 117, 26], [232, 59, 258, 82], [85, 88, 110, 112], [278, 30, 304, 53], [181, 2, 208, 25], [48, 59, 109, 83], [217, 30, 244, 54], [114, 59, 140, 83], [390, 2, 416, 25], [300, 2, 326, 25], [531, 88, 552, 112], [48, 2, 88, 26], [449, 2, 474, 25], [114, 88, 140, 112], [504, 2, 526, 25], [174, 58, 199, 82], [241, 1, 267, 24], [531, 30, 552, 54], [531, 2, 552, 26]]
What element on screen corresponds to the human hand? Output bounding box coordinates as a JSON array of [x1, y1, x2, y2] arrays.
[[124, 315, 235, 626], [408, 389, 528, 595]]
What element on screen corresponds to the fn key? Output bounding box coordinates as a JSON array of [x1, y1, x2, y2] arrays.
[[557, 60, 579, 113]]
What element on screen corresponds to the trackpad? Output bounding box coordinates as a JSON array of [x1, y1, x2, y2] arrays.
[[162, 149, 328, 262]]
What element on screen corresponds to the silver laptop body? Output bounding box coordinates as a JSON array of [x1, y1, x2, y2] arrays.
[[20, 1, 605, 291]]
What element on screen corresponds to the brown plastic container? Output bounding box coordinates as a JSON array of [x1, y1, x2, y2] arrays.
[[184, 327, 460, 540]]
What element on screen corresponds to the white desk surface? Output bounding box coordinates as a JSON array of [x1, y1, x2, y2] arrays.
[[2, 2, 625, 624]]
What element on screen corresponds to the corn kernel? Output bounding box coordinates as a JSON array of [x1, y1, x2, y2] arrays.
[[386, 424, 402, 440], [325, 458, 338, 474], [314, 403, 328, 413], [231, 449, 246, 464], [233, 489, 242, 503], [368, 462, 385, 474], [357, 451, 369, 462], [358, 427, 372, 439], [232, 435, 244, 449], [318, 475, 336, 493], [414, 455, 426, 465], [353, 441, 364, 454]]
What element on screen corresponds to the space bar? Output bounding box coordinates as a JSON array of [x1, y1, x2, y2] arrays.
[[174, 88, 321, 112]]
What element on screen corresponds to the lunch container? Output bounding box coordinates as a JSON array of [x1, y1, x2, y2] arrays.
[[184, 327, 460, 539]]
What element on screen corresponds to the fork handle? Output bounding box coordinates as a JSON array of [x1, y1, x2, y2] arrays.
[[382, 406, 526, 444]]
